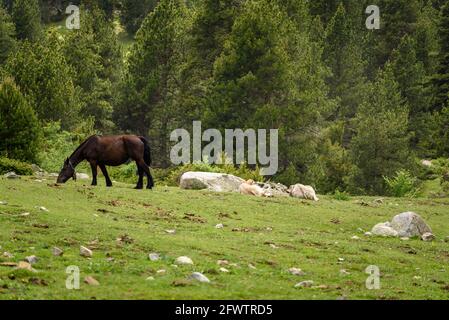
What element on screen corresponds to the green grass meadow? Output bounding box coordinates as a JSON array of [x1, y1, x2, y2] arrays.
[[0, 177, 448, 300]]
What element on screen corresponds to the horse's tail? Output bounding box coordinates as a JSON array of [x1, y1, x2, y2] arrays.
[[139, 136, 152, 166]]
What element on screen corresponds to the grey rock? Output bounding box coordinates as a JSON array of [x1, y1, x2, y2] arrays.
[[421, 232, 435, 242], [4, 172, 20, 179], [371, 222, 399, 237], [288, 268, 306, 276], [175, 256, 194, 265], [76, 173, 90, 180], [52, 247, 63, 256], [149, 253, 160, 261], [0, 201, 7, 205], [180, 172, 244, 193], [294, 280, 314, 288], [80, 246, 93, 258], [390, 212, 432, 237], [190, 272, 210, 283], [25, 255, 38, 264]]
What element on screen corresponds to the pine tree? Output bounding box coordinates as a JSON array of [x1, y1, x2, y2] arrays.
[[11, 0, 42, 41], [390, 35, 431, 153], [323, 3, 367, 121], [4, 36, 80, 129], [0, 6, 16, 65], [432, 1, 449, 111], [349, 65, 413, 195], [0, 77, 40, 162], [119, 0, 158, 34], [115, 0, 188, 165]]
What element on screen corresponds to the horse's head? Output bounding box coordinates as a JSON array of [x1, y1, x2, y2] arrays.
[[57, 158, 76, 184]]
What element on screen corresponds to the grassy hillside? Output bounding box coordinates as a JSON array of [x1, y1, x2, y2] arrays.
[[0, 177, 448, 300]]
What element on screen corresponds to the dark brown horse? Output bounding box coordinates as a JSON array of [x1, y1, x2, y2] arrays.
[[57, 135, 154, 189]]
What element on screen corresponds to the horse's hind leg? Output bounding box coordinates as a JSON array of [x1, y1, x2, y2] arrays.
[[135, 163, 144, 190], [136, 159, 154, 189], [99, 164, 113, 187]]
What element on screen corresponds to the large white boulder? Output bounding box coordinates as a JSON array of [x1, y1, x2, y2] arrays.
[[390, 212, 432, 238], [289, 184, 319, 201], [180, 172, 244, 193], [371, 212, 432, 238]]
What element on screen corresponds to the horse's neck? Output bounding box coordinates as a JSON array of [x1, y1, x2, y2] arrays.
[[70, 146, 85, 167]]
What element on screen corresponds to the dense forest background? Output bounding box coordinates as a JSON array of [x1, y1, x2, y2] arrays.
[[1, 0, 449, 196]]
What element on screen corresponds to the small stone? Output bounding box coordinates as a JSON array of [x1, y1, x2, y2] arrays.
[[171, 264, 178, 268], [165, 229, 176, 235], [190, 272, 210, 283], [351, 236, 360, 240], [338, 258, 345, 262], [149, 253, 160, 261], [80, 246, 93, 258], [288, 268, 306, 276], [340, 269, 350, 276], [0, 201, 7, 205], [4, 172, 20, 179], [175, 256, 193, 265], [266, 227, 273, 231], [52, 247, 63, 256], [219, 267, 230, 273], [215, 223, 224, 229], [269, 244, 278, 249], [16, 261, 36, 272], [146, 276, 155, 281], [248, 264, 257, 270], [364, 232, 373, 236], [421, 232, 435, 242], [400, 237, 410, 241], [36, 206, 49, 212], [20, 212, 30, 217], [25, 255, 38, 265], [84, 276, 100, 286], [3, 252, 13, 258], [217, 260, 229, 266], [295, 280, 314, 288], [413, 276, 422, 280], [157, 269, 166, 275], [106, 257, 115, 262]]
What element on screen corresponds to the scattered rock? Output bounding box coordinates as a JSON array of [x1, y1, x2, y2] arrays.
[[217, 260, 229, 266], [289, 184, 319, 201], [338, 258, 345, 262], [52, 247, 63, 256], [4, 172, 20, 179], [371, 222, 399, 237], [215, 223, 224, 229], [80, 246, 93, 258], [390, 212, 432, 237], [351, 236, 360, 240], [157, 269, 166, 275], [269, 244, 278, 249], [116, 234, 134, 244], [146, 276, 155, 281], [180, 172, 244, 193], [84, 276, 100, 286], [20, 212, 30, 217], [288, 268, 306, 276], [421, 160, 432, 167], [421, 232, 435, 242], [0, 201, 7, 205], [413, 276, 422, 280], [165, 229, 176, 235], [16, 261, 36, 272], [3, 252, 13, 258], [25, 255, 38, 265], [295, 280, 314, 288], [364, 232, 373, 236], [149, 253, 160, 261], [76, 173, 90, 180], [175, 256, 194, 265], [248, 264, 257, 270], [190, 272, 210, 283], [35, 206, 49, 212], [219, 267, 230, 273], [373, 198, 384, 204], [340, 269, 350, 276], [401, 237, 410, 241]]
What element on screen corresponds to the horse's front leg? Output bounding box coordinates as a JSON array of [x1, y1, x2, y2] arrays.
[[90, 161, 98, 186], [99, 164, 113, 187]]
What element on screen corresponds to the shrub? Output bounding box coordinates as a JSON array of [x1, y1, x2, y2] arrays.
[[384, 170, 420, 198], [0, 157, 33, 175], [333, 189, 351, 201]]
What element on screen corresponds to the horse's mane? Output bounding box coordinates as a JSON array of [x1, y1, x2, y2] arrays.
[[70, 135, 97, 159]]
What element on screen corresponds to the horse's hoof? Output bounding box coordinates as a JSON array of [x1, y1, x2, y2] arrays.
[[134, 186, 143, 190], [146, 186, 153, 190]]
